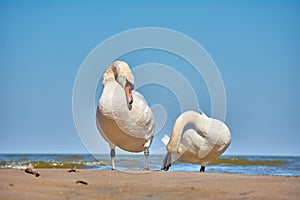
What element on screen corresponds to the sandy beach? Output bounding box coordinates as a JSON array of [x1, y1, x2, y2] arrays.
[[0, 169, 299, 200]]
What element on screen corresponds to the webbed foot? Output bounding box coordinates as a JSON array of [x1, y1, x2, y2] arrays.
[[200, 166, 205, 172]]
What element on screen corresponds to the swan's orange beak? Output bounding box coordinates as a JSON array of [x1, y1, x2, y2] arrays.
[[125, 86, 133, 104]]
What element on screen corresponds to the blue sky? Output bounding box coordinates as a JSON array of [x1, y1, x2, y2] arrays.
[[1, 0, 299, 155]]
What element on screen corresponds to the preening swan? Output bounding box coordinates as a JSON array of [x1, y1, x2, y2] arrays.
[[162, 111, 231, 172], [96, 61, 155, 170]]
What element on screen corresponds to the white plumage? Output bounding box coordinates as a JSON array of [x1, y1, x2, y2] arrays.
[[162, 111, 231, 172], [96, 61, 155, 170]]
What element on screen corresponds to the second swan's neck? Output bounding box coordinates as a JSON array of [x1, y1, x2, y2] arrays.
[[102, 61, 134, 88], [167, 111, 204, 152]]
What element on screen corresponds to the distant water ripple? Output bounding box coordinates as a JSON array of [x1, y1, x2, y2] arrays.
[[0, 154, 299, 176]]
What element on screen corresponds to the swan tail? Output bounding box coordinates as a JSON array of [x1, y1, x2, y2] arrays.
[[161, 135, 170, 146]]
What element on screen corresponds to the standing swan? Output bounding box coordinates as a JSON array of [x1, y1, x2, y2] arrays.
[[96, 61, 155, 170], [162, 111, 231, 172]]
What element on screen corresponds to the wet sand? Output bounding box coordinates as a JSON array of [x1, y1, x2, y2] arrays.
[[0, 169, 299, 200]]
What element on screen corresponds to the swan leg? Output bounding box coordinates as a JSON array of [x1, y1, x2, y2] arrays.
[[110, 148, 116, 170], [200, 165, 205, 172], [143, 147, 149, 170], [143, 138, 153, 170]]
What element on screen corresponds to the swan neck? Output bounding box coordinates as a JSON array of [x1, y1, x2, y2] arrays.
[[102, 61, 134, 88], [167, 111, 201, 152]]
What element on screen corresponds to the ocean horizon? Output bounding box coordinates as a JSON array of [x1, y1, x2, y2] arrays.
[[0, 154, 299, 177]]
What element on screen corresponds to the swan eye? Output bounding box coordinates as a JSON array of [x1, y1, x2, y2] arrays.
[[125, 79, 134, 90]]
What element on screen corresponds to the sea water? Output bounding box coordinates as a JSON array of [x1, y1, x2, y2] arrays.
[[0, 154, 299, 176]]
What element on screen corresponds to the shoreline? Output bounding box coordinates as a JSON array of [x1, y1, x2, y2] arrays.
[[1, 169, 299, 199]]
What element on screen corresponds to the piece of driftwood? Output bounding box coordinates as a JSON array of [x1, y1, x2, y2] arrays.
[[76, 180, 88, 185], [25, 167, 40, 177]]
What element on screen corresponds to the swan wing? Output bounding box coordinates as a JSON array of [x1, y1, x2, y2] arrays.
[[98, 82, 155, 139]]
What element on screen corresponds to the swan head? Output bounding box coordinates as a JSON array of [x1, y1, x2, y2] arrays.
[[125, 79, 134, 104], [102, 61, 135, 106]]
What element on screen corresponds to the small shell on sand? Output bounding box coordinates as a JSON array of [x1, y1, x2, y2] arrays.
[[68, 168, 79, 173]]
